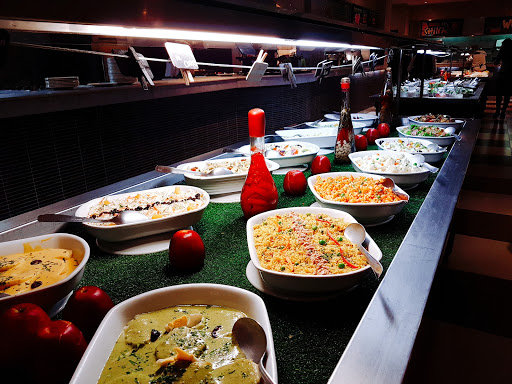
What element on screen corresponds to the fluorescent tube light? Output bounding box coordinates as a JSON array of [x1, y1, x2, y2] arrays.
[[0, 19, 380, 50]]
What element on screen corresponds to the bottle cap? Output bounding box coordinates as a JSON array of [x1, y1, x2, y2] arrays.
[[248, 108, 265, 137], [340, 77, 350, 91]]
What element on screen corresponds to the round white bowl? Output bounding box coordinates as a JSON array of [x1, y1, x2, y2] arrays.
[[348, 150, 432, 189], [70, 284, 277, 384], [396, 125, 457, 147], [375, 137, 447, 163], [0, 233, 90, 314], [75, 185, 210, 242], [178, 157, 280, 195], [408, 115, 464, 131], [237, 141, 319, 168], [308, 171, 409, 225], [275, 127, 337, 148], [246, 207, 382, 294], [305, 120, 366, 134], [324, 113, 377, 128]]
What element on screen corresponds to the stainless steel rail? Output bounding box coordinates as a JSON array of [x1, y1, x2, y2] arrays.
[[327, 118, 479, 384]]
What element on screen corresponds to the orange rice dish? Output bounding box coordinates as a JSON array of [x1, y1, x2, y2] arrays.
[[313, 175, 402, 203], [253, 212, 368, 275]]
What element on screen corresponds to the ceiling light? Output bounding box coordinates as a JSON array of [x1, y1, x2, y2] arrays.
[[0, 19, 379, 50]]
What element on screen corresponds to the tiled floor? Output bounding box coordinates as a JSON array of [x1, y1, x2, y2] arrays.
[[404, 97, 512, 383]]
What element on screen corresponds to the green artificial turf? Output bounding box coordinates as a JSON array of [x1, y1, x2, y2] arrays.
[[69, 142, 443, 384]]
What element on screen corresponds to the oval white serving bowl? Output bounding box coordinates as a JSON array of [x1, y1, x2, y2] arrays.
[[348, 150, 432, 189], [396, 125, 456, 147], [70, 283, 277, 384], [0, 233, 90, 314], [178, 157, 279, 195], [75, 185, 210, 242], [246, 207, 382, 294], [237, 141, 320, 168], [307, 171, 409, 225], [408, 115, 464, 131], [375, 137, 447, 163]]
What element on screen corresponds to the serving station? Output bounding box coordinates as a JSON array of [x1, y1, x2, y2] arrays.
[[0, 114, 479, 383]]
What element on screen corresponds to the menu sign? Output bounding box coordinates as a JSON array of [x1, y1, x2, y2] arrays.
[[420, 19, 463, 37], [484, 17, 512, 34]]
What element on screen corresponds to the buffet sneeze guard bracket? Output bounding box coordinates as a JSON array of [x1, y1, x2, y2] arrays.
[[315, 60, 332, 84], [246, 49, 268, 82], [165, 42, 199, 86]]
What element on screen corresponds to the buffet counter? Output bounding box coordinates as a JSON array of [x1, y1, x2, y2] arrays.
[[0, 118, 480, 384]]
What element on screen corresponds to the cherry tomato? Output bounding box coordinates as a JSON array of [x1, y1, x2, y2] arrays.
[[365, 128, 380, 145], [169, 230, 205, 272], [283, 170, 307, 196], [35, 320, 88, 384], [63, 286, 114, 341], [354, 134, 368, 151], [311, 155, 331, 175], [377, 123, 391, 138], [0, 303, 51, 364]]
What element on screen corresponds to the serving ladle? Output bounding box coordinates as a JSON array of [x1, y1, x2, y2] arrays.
[[232, 318, 276, 384], [155, 165, 233, 177], [381, 177, 409, 200], [410, 154, 439, 173], [38, 211, 150, 225], [344, 223, 383, 279]]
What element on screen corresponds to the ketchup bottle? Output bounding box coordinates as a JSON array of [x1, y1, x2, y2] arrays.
[[240, 108, 278, 219]]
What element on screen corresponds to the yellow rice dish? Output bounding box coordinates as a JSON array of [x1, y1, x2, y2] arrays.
[[253, 212, 368, 275]]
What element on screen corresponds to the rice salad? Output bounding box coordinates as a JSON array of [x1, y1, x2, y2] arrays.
[[353, 152, 424, 174], [253, 212, 368, 275], [87, 187, 206, 224], [378, 139, 437, 153]]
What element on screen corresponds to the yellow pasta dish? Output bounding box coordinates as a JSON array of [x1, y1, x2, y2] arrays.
[[253, 212, 368, 275]]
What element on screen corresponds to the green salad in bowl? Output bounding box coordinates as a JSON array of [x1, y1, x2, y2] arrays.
[[402, 124, 451, 137]]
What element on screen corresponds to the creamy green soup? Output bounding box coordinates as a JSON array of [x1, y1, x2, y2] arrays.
[[97, 305, 261, 384]]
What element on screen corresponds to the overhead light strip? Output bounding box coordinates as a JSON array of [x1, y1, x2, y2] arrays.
[[0, 19, 379, 50]]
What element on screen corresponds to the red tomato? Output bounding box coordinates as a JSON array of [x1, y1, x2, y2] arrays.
[[311, 155, 331, 175], [365, 128, 380, 145], [377, 123, 391, 138], [62, 286, 114, 341], [0, 303, 51, 364], [283, 170, 307, 196], [169, 230, 205, 271], [354, 134, 368, 151], [35, 320, 88, 384]]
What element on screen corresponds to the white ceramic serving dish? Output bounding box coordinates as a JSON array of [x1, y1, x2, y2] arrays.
[[70, 284, 277, 384], [275, 127, 337, 148], [375, 137, 447, 163], [408, 115, 464, 131], [237, 141, 319, 168], [0, 233, 90, 314], [75, 185, 210, 242], [178, 157, 280, 195], [308, 171, 409, 225], [396, 125, 457, 147], [304, 120, 366, 135], [324, 113, 377, 128], [348, 150, 432, 189], [246, 207, 382, 294]]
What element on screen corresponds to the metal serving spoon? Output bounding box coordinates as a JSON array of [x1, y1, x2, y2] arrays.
[[38, 211, 149, 225], [410, 154, 439, 173], [381, 178, 409, 200], [155, 165, 233, 177], [344, 223, 383, 279], [232, 318, 276, 384]]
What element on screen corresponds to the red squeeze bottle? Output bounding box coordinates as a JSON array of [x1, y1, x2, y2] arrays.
[[240, 108, 278, 219]]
